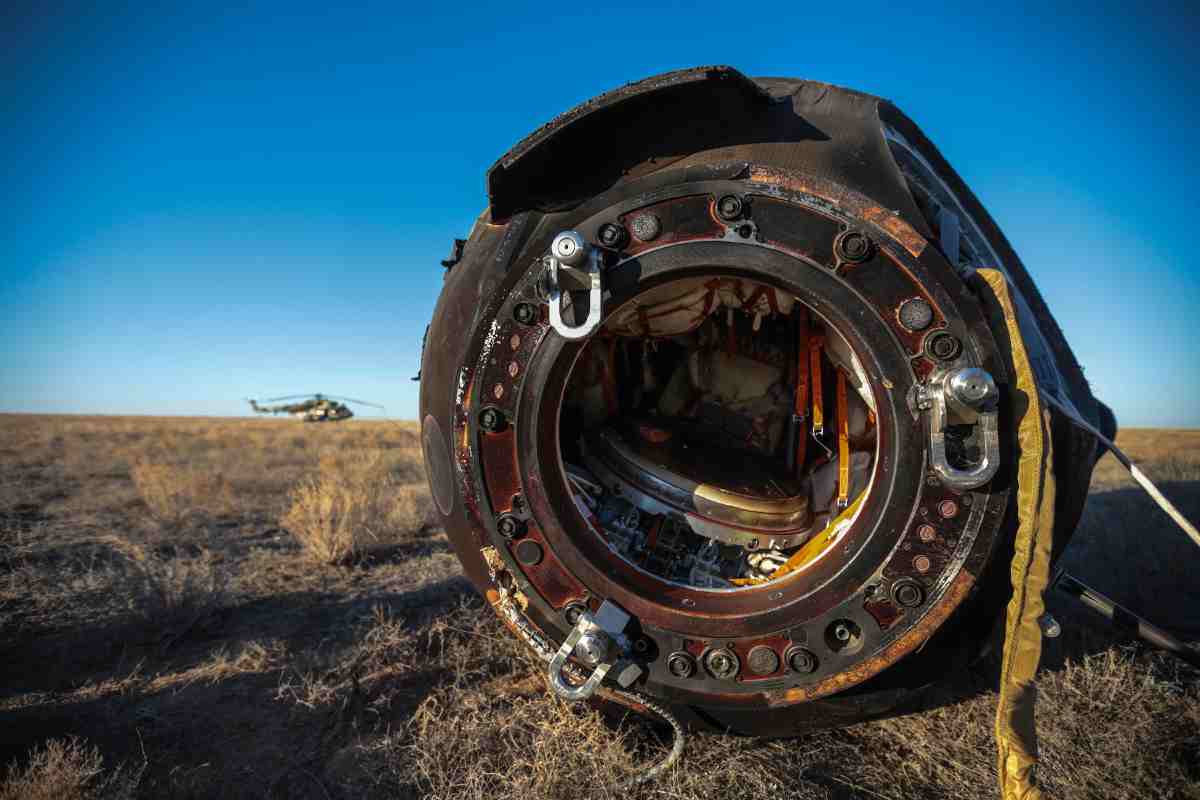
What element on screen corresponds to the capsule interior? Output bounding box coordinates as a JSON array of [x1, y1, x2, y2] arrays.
[[559, 276, 880, 591]]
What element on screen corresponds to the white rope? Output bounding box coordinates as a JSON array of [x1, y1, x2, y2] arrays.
[[1128, 463, 1200, 550], [1039, 389, 1200, 550]]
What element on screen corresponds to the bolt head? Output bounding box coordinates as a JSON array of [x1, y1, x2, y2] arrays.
[[716, 194, 743, 221], [837, 230, 872, 263], [666, 652, 695, 678], [551, 230, 589, 266], [513, 303, 536, 325], [597, 222, 627, 248], [575, 631, 610, 666], [703, 647, 740, 680], [947, 367, 997, 408], [892, 579, 925, 608], [925, 332, 961, 361], [786, 646, 817, 674], [564, 603, 587, 625], [478, 407, 505, 432], [497, 515, 523, 539]]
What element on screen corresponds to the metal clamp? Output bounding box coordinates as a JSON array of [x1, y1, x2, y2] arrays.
[[547, 599, 641, 701], [545, 231, 603, 340], [919, 367, 1000, 490]]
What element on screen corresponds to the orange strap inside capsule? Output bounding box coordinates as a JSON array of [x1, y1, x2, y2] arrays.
[[809, 333, 825, 437], [836, 369, 851, 509]]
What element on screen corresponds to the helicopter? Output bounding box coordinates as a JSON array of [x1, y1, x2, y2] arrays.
[[246, 394, 385, 422]]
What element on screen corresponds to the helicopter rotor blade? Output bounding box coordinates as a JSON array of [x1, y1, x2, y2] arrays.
[[260, 394, 318, 403], [326, 395, 386, 410]]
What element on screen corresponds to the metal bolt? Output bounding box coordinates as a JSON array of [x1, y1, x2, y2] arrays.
[[785, 646, 818, 674], [938, 499, 959, 519], [597, 222, 628, 249], [633, 637, 650, 654], [947, 367, 997, 408], [892, 578, 925, 608], [716, 194, 743, 221], [667, 651, 695, 678], [564, 602, 587, 625], [836, 230, 872, 263], [833, 623, 852, 642], [704, 648, 740, 680], [478, 407, 505, 432], [575, 630, 610, 666], [747, 645, 780, 676], [736, 224, 753, 239], [630, 213, 661, 242], [551, 230, 589, 267], [925, 331, 961, 361], [898, 298, 934, 332], [496, 515, 524, 539], [513, 303, 537, 326], [913, 555, 932, 573], [917, 523, 936, 542]]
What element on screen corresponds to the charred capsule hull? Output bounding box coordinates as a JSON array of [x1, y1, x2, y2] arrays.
[[419, 67, 1111, 735]]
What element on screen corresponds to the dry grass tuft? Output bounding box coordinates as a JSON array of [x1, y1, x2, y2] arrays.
[[281, 450, 430, 564], [0, 738, 141, 800], [103, 536, 228, 645], [129, 461, 232, 526]]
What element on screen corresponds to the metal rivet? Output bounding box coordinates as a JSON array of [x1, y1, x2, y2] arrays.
[[918, 523, 936, 542], [899, 298, 934, 332], [913, 555, 932, 573], [938, 500, 959, 519], [514, 539, 542, 566], [630, 213, 661, 242], [747, 645, 780, 676]]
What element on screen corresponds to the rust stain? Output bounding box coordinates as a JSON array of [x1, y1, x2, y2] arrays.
[[748, 165, 841, 206], [766, 570, 975, 706], [861, 205, 928, 257]]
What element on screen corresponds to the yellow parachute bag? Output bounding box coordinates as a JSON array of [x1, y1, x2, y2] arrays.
[[977, 268, 1057, 800]]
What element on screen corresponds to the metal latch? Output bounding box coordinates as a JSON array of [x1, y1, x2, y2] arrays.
[[545, 231, 603, 340], [918, 366, 1000, 490], [548, 599, 643, 701]]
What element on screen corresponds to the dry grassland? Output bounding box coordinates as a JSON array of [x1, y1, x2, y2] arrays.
[[1, 415, 1197, 799]]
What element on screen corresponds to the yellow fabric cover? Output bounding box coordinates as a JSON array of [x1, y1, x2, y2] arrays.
[[978, 268, 1057, 800]]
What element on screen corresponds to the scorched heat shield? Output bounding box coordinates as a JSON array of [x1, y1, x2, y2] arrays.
[[417, 66, 1114, 735]]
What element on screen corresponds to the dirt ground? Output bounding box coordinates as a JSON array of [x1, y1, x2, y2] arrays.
[[1, 415, 1197, 799]]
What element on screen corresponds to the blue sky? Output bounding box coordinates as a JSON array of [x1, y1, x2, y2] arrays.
[[2, 1, 1198, 426]]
